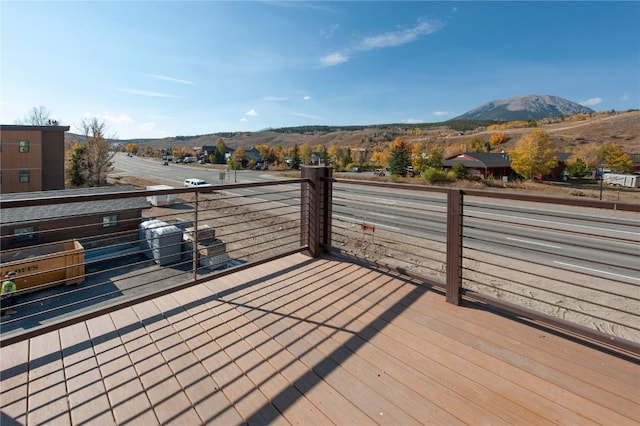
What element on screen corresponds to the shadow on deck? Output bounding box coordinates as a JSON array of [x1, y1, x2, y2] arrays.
[[1, 253, 638, 425]]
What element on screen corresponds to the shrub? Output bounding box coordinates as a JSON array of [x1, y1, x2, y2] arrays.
[[422, 168, 451, 183]]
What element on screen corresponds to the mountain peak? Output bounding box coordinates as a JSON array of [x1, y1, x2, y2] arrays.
[[454, 94, 595, 121]]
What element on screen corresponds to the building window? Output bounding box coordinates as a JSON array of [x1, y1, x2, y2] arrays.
[[103, 214, 118, 227], [19, 170, 30, 183], [13, 226, 35, 242], [19, 140, 30, 153]]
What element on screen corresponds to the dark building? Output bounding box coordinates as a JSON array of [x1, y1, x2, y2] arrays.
[[442, 152, 513, 179], [0, 186, 150, 250]]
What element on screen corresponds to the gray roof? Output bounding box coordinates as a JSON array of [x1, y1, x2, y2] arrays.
[[442, 152, 512, 168], [1, 185, 150, 225]]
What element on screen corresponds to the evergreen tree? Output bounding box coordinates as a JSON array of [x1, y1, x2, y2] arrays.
[[291, 144, 301, 169], [342, 149, 352, 168], [67, 143, 87, 187], [388, 137, 412, 176]]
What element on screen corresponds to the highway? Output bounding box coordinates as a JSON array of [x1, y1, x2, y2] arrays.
[[113, 153, 640, 286]]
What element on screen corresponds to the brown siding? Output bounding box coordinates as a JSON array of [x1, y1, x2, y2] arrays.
[[41, 129, 66, 190], [1, 210, 143, 250], [0, 126, 68, 194]]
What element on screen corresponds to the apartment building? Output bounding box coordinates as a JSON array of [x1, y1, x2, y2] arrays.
[[0, 124, 69, 194]]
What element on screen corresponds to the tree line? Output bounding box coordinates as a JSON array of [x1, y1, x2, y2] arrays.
[[17, 106, 636, 188]]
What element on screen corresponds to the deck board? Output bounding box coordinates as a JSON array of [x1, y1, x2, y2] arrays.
[[1, 253, 638, 425]]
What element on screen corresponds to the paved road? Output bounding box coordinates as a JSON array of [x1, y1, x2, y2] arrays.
[[114, 153, 639, 286]]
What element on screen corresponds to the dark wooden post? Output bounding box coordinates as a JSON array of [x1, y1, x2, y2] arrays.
[[301, 166, 333, 257], [446, 188, 463, 305]]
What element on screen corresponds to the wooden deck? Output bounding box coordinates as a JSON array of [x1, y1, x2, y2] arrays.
[[1, 253, 639, 425]]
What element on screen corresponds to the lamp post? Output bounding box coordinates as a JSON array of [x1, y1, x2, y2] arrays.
[[599, 164, 604, 200]]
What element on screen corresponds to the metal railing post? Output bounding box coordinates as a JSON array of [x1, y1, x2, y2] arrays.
[[301, 166, 332, 257], [193, 190, 199, 280], [446, 188, 463, 305]]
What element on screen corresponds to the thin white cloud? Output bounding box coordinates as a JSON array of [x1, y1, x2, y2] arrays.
[[358, 19, 444, 51], [290, 112, 323, 120], [147, 74, 194, 84], [240, 117, 248, 122], [245, 109, 258, 116], [405, 118, 423, 124], [118, 88, 179, 98], [320, 18, 444, 67], [104, 113, 134, 123], [579, 97, 602, 107], [432, 111, 450, 117], [303, 96, 311, 101], [319, 24, 339, 39], [621, 93, 630, 101], [139, 122, 155, 131], [263, 96, 288, 102], [320, 53, 349, 67]]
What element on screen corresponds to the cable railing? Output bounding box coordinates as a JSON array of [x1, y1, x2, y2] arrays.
[[330, 177, 640, 352], [2, 168, 638, 354], [0, 179, 309, 345]]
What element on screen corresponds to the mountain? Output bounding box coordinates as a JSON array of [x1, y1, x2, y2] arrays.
[[453, 95, 595, 121]]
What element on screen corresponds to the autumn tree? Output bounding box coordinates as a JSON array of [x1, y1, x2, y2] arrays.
[[489, 132, 508, 146], [424, 147, 444, 169], [289, 144, 301, 169], [411, 142, 426, 172], [370, 149, 388, 167], [299, 143, 313, 165], [598, 143, 633, 173], [570, 143, 600, 169], [327, 144, 342, 166], [509, 130, 557, 180], [233, 146, 246, 165], [388, 137, 412, 176], [215, 138, 228, 164], [124, 143, 139, 154], [274, 146, 286, 166], [465, 137, 489, 153]]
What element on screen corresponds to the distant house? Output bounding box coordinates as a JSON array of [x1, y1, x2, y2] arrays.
[[442, 152, 512, 179], [243, 147, 261, 164], [0, 185, 150, 250], [201, 145, 234, 163], [629, 153, 640, 174], [546, 153, 572, 181], [311, 152, 327, 166], [0, 124, 70, 194]]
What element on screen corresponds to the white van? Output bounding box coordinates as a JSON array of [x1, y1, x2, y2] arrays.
[[184, 178, 213, 192]]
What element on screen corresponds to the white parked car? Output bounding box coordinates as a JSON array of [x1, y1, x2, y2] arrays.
[[184, 178, 213, 192]]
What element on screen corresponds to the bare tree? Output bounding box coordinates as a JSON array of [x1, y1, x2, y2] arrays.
[[81, 117, 114, 186], [21, 105, 59, 126]]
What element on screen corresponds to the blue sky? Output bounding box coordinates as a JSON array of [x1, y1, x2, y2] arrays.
[[1, 1, 638, 139]]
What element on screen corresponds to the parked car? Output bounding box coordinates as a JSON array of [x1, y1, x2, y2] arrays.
[[162, 161, 169, 166], [373, 169, 385, 176], [350, 167, 361, 173], [184, 178, 213, 192]]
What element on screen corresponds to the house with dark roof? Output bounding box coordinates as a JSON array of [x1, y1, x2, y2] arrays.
[[0, 185, 150, 250], [311, 151, 327, 166], [442, 152, 513, 179]]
